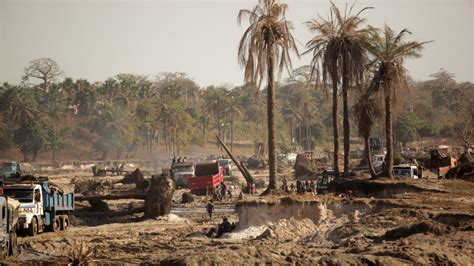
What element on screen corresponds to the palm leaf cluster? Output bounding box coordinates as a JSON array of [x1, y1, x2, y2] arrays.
[[238, 0, 299, 89]]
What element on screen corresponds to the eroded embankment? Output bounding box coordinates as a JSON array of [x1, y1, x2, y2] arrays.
[[236, 198, 398, 227], [232, 196, 474, 264], [232, 197, 401, 242]]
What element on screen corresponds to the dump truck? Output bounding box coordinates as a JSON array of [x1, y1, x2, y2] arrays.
[[0, 161, 34, 180], [0, 194, 19, 259], [3, 177, 74, 236], [171, 162, 195, 188], [187, 162, 224, 195]]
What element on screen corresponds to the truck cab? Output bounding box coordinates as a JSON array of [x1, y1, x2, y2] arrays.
[[217, 159, 232, 177], [393, 165, 419, 179], [4, 184, 44, 235], [171, 162, 195, 188]]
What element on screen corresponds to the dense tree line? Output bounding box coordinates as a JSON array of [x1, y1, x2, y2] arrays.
[[0, 58, 470, 164]]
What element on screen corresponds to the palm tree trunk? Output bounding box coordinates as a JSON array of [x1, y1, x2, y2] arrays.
[[342, 54, 350, 176], [231, 113, 234, 152], [305, 118, 310, 151], [332, 82, 340, 178], [290, 119, 294, 145], [364, 135, 377, 178], [266, 48, 277, 191], [298, 121, 302, 147], [384, 89, 394, 178]]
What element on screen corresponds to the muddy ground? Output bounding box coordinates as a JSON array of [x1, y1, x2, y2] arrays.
[[9, 170, 474, 265]]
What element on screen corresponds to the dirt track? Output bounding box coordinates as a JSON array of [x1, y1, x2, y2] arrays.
[[11, 174, 474, 265]]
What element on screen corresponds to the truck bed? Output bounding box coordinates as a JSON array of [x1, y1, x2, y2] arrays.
[[44, 191, 74, 212], [188, 174, 222, 190]]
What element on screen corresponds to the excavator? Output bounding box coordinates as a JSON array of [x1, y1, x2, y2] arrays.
[[215, 135, 255, 193]]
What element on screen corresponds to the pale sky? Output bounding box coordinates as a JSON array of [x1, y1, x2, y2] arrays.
[[0, 0, 473, 87]]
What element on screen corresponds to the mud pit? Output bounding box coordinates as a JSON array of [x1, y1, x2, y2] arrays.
[[12, 176, 474, 265]]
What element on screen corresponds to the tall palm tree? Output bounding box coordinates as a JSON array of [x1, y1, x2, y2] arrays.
[[305, 2, 372, 177], [238, 0, 299, 192], [366, 25, 430, 178], [353, 91, 380, 178]]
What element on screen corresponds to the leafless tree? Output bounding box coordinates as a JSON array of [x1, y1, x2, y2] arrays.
[[22, 58, 64, 93]]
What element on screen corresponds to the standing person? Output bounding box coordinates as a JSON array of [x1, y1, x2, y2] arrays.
[[206, 200, 215, 219], [290, 183, 295, 192], [219, 182, 227, 200], [309, 180, 315, 193], [172, 156, 176, 166], [251, 183, 257, 194]]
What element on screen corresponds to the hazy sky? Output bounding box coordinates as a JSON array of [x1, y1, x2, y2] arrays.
[[1, 0, 473, 87]]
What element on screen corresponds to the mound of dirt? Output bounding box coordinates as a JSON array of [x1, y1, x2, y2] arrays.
[[87, 198, 109, 212], [379, 221, 451, 241], [294, 155, 318, 178], [73, 179, 112, 196], [181, 192, 194, 204], [122, 168, 149, 191], [445, 152, 474, 181]]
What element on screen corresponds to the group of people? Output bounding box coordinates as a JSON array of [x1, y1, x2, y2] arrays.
[[171, 156, 188, 166], [280, 179, 318, 194], [208, 182, 233, 202]]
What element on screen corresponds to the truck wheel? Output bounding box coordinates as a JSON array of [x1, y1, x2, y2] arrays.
[[0, 241, 8, 260], [60, 215, 70, 231], [51, 217, 60, 232], [28, 217, 38, 236], [9, 232, 17, 256]]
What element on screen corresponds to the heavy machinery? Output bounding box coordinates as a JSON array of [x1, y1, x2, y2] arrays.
[[393, 165, 420, 179], [216, 135, 255, 193], [3, 177, 74, 236], [0, 194, 19, 259], [0, 161, 34, 180], [316, 170, 335, 194], [424, 149, 457, 178], [171, 162, 195, 188], [246, 142, 267, 169], [187, 162, 224, 195]]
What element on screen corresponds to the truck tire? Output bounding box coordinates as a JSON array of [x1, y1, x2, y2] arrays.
[[0, 241, 8, 260], [60, 215, 70, 231], [9, 232, 17, 256], [28, 217, 38, 236], [50, 216, 60, 232]]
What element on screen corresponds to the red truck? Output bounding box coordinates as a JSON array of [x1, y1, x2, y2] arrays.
[[187, 162, 224, 195]]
